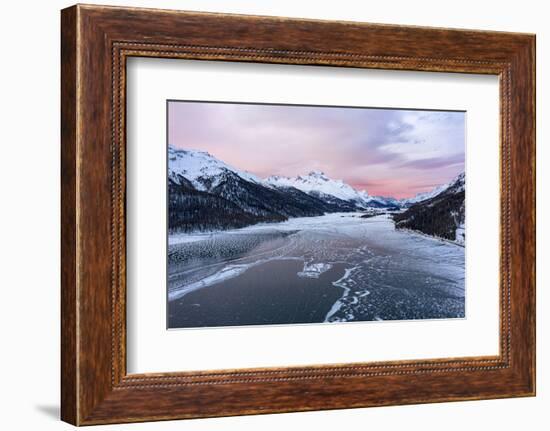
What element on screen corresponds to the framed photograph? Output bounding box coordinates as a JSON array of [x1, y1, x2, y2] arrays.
[[61, 4, 536, 425], [165, 101, 467, 330]]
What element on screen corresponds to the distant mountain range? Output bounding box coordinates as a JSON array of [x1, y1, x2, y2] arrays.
[[168, 146, 465, 239]]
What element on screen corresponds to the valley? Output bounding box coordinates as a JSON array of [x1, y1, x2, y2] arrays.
[[168, 147, 465, 243], [166, 146, 466, 328]]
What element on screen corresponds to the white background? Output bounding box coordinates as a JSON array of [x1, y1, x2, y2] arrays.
[[0, 0, 547, 430], [127, 59, 499, 373]]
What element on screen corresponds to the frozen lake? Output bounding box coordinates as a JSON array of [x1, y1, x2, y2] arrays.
[[167, 213, 465, 329]]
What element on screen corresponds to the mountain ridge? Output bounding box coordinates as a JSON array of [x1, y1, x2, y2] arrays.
[[168, 146, 464, 236]]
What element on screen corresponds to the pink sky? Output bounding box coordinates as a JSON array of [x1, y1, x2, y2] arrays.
[[168, 101, 465, 199]]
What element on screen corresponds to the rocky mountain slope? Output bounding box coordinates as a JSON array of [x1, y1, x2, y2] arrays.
[[392, 172, 465, 244]]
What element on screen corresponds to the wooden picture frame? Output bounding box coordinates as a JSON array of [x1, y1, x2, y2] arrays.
[[61, 4, 535, 425]]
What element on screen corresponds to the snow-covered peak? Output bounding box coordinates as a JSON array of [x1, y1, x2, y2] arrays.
[[401, 184, 448, 206], [358, 190, 371, 200], [266, 171, 366, 203], [303, 171, 328, 180], [401, 171, 465, 205], [448, 172, 465, 192], [168, 146, 261, 190]]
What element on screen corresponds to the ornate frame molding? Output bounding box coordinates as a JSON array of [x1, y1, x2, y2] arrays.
[[61, 5, 535, 425]]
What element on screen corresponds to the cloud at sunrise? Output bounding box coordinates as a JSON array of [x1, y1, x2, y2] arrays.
[[168, 101, 465, 199]]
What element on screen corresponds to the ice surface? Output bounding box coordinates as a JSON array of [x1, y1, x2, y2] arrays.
[[168, 213, 465, 323], [324, 266, 360, 321], [297, 262, 333, 278]]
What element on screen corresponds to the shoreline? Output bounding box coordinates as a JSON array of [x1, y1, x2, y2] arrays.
[[395, 226, 465, 248]]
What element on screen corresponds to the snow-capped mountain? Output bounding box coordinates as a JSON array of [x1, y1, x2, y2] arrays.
[[444, 171, 466, 194], [393, 172, 465, 244], [168, 147, 342, 233], [169, 146, 261, 191], [265, 171, 377, 209], [266, 172, 414, 210], [400, 172, 465, 206]]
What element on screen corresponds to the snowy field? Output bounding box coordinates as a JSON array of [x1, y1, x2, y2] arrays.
[[167, 213, 465, 328]]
